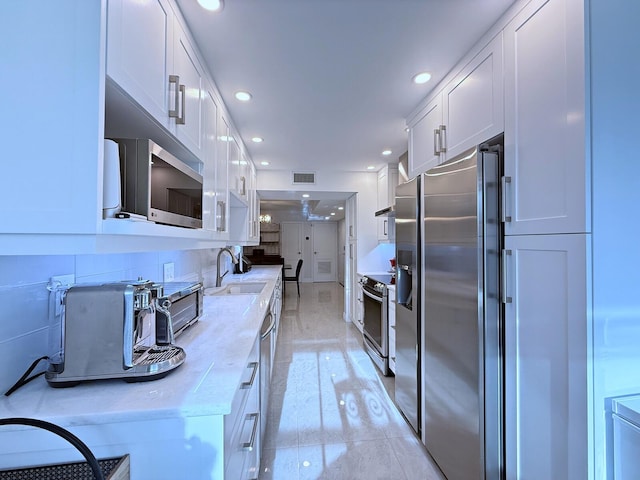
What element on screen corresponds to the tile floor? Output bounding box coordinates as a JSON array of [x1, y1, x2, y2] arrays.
[[259, 281, 446, 480]]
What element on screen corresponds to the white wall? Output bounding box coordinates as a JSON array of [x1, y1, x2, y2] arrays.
[[0, 248, 235, 395], [590, 0, 640, 476]]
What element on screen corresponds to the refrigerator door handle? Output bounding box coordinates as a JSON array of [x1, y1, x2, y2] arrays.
[[501, 249, 513, 304], [501, 176, 512, 223]]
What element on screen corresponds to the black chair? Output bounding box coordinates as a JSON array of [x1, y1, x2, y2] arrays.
[[284, 259, 303, 297]]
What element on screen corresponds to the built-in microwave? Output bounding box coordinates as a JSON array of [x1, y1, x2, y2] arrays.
[[110, 138, 203, 228]]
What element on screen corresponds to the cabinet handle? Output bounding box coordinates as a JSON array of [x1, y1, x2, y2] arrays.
[[177, 84, 186, 125], [501, 249, 513, 304], [242, 413, 260, 450], [168, 75, 180, 119], [240, 176, 246, 196], [383, 219, 388, 236], [217, 200, 226, 232], [241, 361, 259, 389], [501, 176, 512, 223], [439, 125, 447, 153], [349, 244, 353, 259], [433, 128, 441, 156]]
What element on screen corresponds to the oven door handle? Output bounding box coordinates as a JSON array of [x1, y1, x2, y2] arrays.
[[362, 288, 383, 303]]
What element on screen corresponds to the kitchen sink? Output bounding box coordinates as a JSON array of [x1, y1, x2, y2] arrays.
[[205, 282, 267, 296]]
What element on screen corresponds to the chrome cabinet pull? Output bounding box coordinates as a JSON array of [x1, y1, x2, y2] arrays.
[[383, 219, 388, 236], [239, 176, 246, 196], [177, 84, 186, 125], [439, 125, 447, 153], [501, 176, 512, 223], [241, 361, 259, 389], [242, 413, 260, 450], [168, 75, 180, 118], [434, 128, 441, 156], [501, 249, 513, 304], [216, 200, 226, 232]]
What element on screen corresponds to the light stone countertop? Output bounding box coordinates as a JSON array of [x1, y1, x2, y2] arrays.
[[0, 266, 281, 429]]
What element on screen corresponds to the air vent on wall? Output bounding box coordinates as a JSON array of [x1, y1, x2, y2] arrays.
[[292, 171, 316, 184]]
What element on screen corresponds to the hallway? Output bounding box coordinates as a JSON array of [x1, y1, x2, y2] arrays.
[[259, 282, 445, 479]]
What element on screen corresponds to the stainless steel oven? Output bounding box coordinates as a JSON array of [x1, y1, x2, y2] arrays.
[[360, 275, 391, 376]]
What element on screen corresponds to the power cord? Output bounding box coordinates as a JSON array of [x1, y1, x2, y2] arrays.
[[3, 356, 49, 397]]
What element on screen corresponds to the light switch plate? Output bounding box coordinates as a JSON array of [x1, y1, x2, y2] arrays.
[[163, 263, 175, 282]]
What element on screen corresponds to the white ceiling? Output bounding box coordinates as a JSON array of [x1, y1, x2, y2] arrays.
[[174, 0, 517, 219]]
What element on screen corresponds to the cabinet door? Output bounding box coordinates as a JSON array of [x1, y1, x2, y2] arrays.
[[216, 113, 230, 236], [442, 33, 504, 160], [202, 88, 217, 234], [503, 0, 587, 235], [106, 0, 173, 129], [503, 233, 588, 480], [377, 167, 390, 240], [172, 20, 204, 157], [408, 95, 443, 178]]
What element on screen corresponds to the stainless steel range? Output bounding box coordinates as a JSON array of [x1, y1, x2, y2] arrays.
[[360, 274, 394, 376]]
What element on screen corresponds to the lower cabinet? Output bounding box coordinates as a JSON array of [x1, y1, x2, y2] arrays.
[[388, 287, 396, 374], [503, 233, 588, 480], [224, 335, 261, 480], [354, 274, 364, 333]]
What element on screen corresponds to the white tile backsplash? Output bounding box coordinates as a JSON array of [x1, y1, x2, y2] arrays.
[[0, 248, 230, 394]]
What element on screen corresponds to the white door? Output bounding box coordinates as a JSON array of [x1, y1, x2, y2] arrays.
[[503, 233, 588, 480], [281, 222, 303, 272], [311, 222, 337, 282]]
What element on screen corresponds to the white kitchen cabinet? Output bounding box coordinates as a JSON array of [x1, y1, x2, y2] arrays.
[[408, 33, 503, 178], [408, 95, 443, 178], [215, 98, 231, 238], [0, 2, 104, 241], [202, 84, 229, 241], [503, 233, 588, 480], [225, 334, 261, 480], [377, 164, 398, 242], [171, 17, 204, 158], [388, 286, 396, 374], [353, 273, 364, 333], [106, 0, 174, 131], [503, 0, 587, 235], [107, 0, 204, 159]]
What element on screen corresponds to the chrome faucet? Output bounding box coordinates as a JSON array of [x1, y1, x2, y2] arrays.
[[216, 247, 239, 287]]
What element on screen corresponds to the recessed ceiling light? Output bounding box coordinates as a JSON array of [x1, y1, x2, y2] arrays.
[[331, 212, 336, 216], [325, 216, 330, 220], [302, 194, 310, 198], [197, 0, 224, 11], [252, 137, 264, 143], [234, 91, 252, 102], [338, 207, 344, 211], [367, 165, 376, 170], [382, 150, 392, 156], [260, 161, 270, 166], [412, 72, 432, 84]]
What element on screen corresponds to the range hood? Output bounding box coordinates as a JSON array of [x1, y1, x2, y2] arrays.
[[375, 205, 395, 217]]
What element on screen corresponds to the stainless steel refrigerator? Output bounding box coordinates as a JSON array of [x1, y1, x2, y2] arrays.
[[394, 176, 421, 434], [421, 145, 503, 479]]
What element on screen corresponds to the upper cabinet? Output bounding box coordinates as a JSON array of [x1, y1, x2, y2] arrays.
[[0, 0, 255, 254], [106, 0, 174, 131], [408, 34, 504, 178], [107, 0, 204, 159], [377, 164, 398, 242], [503, 0, 587, 236]]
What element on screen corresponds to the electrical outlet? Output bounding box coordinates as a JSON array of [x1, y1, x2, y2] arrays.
[[163, 262, 175, 282]]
